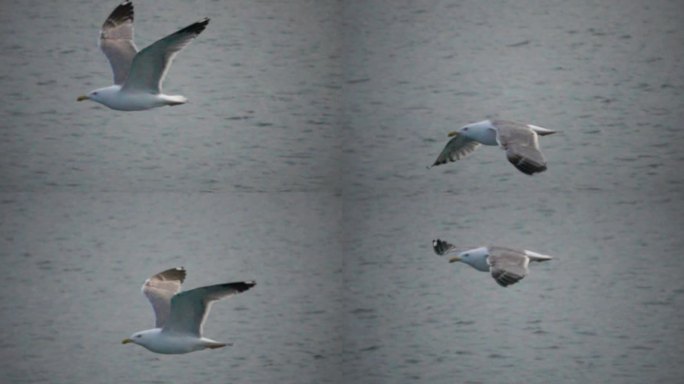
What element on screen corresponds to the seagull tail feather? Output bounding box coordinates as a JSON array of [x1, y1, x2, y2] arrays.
[[525, 250, 553, 262], [528, 124, 556, 136]]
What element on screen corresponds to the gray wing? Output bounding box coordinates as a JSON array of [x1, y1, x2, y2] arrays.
[[487, 246, 529, 287], [430, 133, 481, 167], [99, 1, 137, 85], [163, 281, 256, 336], [122, 18, 209, 93], [432, 239, 458, 256], [141, 267, 186, 328], [493, 120, 547, 175]]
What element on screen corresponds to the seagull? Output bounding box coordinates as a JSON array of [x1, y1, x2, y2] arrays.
[[122, 267, 255, 354], [430, 119, 556, 175], [77, 1, 209, 111], [433, 239, 552, 287]]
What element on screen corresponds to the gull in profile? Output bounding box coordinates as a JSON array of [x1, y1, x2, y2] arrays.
[[430, 119, 556, 175], [433, 239, 552, 287], [122, 267, 255, 354], [77, 1, 209, 111]]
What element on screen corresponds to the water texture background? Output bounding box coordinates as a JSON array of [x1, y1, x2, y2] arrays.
[[1, 0, 683, 383]]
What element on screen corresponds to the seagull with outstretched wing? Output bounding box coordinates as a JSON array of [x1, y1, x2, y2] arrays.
[[77, 1, 210, 111], [122, 267, 255, 354]]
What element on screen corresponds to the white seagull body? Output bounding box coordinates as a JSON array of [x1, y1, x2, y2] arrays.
[[433, 239, 552, 287], [78, 1, 209, 111], [122, 267, 255, 354], [431, 119, 556, 175]]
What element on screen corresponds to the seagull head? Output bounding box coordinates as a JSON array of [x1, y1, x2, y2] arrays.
[[449, 246, 490, 271], [77, 86, 120, 104], [122, 329, 159, 349], [448, 120, 497, 144], [448, 251, 470, 263]]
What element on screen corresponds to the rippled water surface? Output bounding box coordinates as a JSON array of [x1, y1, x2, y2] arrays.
[[1, 0, 683, 383]]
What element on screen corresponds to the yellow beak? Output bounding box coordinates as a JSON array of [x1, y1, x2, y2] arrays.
[[77, 95, 88, 102], [121, 338, 134, 344], [447, 131, 459, 137], [448, 256, 461, 263]]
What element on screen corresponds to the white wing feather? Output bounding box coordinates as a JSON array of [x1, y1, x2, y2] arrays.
[[122, 18, 209, 93], [99, 1, 137, 85], [163, 281, 256, 336], [141, 267, 186, 328]]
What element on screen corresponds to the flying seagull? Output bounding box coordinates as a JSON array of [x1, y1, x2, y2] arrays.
[[433, 239, 552, 287], [77, 1, 209, 111], [122, 267, 255, 354], [430, 119, 556, 175]]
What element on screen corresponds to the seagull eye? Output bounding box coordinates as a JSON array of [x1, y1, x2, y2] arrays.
[[136, 335, 141, 338], [93, 92, 98, 95]]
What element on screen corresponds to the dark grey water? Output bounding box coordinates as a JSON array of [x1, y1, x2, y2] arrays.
[[1, 0, 683, 383]]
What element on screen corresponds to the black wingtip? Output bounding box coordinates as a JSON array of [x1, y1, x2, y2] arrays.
[[155, 267, 186, 283], [517, 163, 547, 175], [508, 155, 547, 175], [494, 275, 517, 287], [177, 18, 210, 36], [107, 1, 134, 25], [196, 17, 210, 28], [432, 239, 453, 256], [228, 280, 256, 293]]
